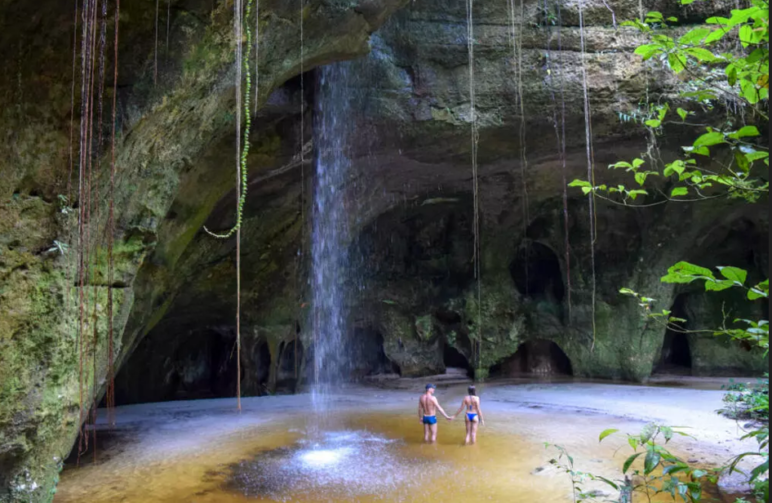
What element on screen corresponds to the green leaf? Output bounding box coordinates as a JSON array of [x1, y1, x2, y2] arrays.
[[747, 280, 769, 300], [581, 187, 592, 195], [644, 449, 662, 475], [634, 44, 663, 60], [632, 158, 645, 168], [718, 266, 747, 285], [635, 172, 648, 185], [677, 108, 688, 121], [600, 429, 620, 442], [734, 150, 750, 173], [685, 47, 717, 62], [645, 119, 662, 128], [663, 464, 690, 475], [741, 79, 760, 104], [569, 179, 591, 188], [705, 279, 735, 291], [683, 145, 711, 156], [623, 453, 644, 474], [679, 28, 710, 45], [628, 190, 648, 200], [693, 132, 725, 147], [706, 16, 730, 25], [671, 187, 689, 197], [728, 126, 761, 139], [704, 27, 729, 44], [739, 25, 756, 47], [661, 261, 715, 284], [667, 53, 686, 73]]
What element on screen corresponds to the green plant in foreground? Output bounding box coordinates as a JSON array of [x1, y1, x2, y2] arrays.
[[719, 377, 770, 421], [563, 0, 769, 500], [549, 425, 713, 503]]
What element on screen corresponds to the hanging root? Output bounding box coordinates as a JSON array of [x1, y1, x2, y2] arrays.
[[466, 0, 483, 374], [578, 0, 597, 349], [551, 0, 572, 324], [107, 0, 120, 427], [203, 0, 253, 239]]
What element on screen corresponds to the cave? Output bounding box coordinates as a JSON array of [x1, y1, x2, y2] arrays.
[[443, 343, 472, 376], [113, 327, 238, 405], [511, 242, 565, 303], [2, 0, 769, 499], [657, 333, 693, 374], [491, 340, 573, 378]]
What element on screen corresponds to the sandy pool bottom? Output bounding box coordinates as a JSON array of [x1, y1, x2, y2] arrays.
[[55, 407, 735, 503]]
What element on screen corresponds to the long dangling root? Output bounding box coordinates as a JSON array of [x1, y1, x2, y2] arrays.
[[466, 0, 483, 374], [578, 0, 597, 350]]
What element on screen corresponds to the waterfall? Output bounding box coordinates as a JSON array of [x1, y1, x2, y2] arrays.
[[310, 62, 356, 411]]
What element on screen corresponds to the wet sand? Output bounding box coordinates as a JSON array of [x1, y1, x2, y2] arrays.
[[55, 379, 761, 502]]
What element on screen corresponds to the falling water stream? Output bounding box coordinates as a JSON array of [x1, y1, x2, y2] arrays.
[[310, 62, 355, 405]]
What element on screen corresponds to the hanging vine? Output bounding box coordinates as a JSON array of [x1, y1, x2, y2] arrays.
[[106, 0, 120, 428], [297, 0, 305, 387], [509, 0, 531, 296], [545, 0, 572, 323], [202, 0, 252, 240], [466, 0, 482, 374], [578, 0, 597, 349]]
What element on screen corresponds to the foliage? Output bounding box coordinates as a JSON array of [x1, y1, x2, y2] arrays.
[[562, 0, 770, 500], [569, 0, 768, 206], [547, 424, 713, 503], [620, 263, 769, 352], [718, 376, 770, 421]]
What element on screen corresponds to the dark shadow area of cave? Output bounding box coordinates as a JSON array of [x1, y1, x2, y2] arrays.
[[353, 195, 475, 298], [113, 327, 239, 406], [346, 327, 400, 378], [443, 343, 472, 377], [276, 339, 303, 393], [490, 339, 573, 377], [511, 242, 565, 303]]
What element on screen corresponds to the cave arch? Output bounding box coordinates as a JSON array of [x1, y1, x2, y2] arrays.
[[443, 343, 472, 377], [510, 242, 565, 303], [490, 339, 573, 377]]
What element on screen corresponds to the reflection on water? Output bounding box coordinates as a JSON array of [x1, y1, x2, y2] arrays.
[[55, 411, 735, 503]]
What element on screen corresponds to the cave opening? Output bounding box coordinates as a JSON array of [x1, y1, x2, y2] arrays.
[[490, 339, 573, 377], [113, 327, 237, 405], [658, 333, 692, 373], [510, 242, 565, 303], [349, 327, 401, 378], [655, 295, 693, 375], [443, 343, 472, 377]]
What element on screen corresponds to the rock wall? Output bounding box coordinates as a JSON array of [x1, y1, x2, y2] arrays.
[[0, 0, 407, 500]]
